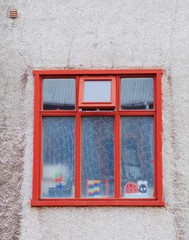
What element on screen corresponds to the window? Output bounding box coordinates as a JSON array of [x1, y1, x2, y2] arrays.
[[31, 69, 164, 206], [79, 76, 116, 108]]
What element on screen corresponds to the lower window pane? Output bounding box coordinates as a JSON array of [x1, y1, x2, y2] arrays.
[[42, 117, 75, 198], [82, 117, 114, 198], [121, 117, 154, 198]]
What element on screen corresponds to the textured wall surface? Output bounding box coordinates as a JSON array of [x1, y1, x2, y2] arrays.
[[1, 0, 189, 239]]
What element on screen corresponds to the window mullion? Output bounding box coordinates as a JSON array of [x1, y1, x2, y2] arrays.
[[114, 75, 121, 199], [115, 113, 120, 199], [75, 113, 81, 199], [75, 76, 81, 199]]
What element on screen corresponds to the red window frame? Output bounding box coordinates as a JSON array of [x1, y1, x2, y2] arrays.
[[79, 76, 116, 108], [31, 69, 164, 207]]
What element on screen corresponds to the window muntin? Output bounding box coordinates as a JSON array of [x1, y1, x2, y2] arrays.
[[32, 69, 163, 206]]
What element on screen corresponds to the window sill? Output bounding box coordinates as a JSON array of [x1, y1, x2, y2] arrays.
[[31, 199, 164, 207]]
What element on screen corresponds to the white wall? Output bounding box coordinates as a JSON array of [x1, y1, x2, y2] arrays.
[[1, 0, 189, 239]]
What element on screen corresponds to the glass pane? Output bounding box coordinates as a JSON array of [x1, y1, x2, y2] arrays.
[[121, 117, 154, 198], [121, 78, 154, 109], [84, 81, 111, 102], [42, 117, 75, 198], [43, 78, 75, 110], [82, 117, 114, 198]]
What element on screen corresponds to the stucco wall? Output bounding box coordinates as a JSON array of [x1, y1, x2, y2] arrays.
[[1, 0, 189, 239]]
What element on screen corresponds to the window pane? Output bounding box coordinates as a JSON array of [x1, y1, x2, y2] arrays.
[[43, 79, 75, 110], [84, 81, 111, 102], [121, 78, 154, 109], [42, 117, 75, 198], [121, 117, 154, 198], [82, 117, 114, 198]]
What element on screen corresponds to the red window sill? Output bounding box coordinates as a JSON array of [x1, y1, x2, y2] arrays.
[[31, 199, 164, 207]]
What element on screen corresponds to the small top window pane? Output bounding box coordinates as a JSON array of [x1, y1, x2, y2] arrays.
[[84, 81, 111, 102], [43, 79, 75, 110], [121, 78, 154, 110]]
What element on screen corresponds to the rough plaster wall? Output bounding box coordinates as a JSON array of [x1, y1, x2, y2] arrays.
[[0, 0, 189, 239]]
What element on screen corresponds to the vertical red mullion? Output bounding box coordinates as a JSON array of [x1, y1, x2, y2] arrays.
[[115, 75, 121, 199], [75, 76, 81, 199], [32, 73, 41, 201], [156, 72, 163, 201]]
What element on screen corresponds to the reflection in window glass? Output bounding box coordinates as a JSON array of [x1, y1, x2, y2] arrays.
[[43, 79, 75, 110], [42, 117, 75, 198], [82, 117, 114, 198], [121, 78, 154, 109], [121, 117, 154, 198], [84, 81, 111, 102]]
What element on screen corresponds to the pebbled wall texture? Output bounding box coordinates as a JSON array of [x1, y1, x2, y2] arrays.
[[1, 0, 189, 239]]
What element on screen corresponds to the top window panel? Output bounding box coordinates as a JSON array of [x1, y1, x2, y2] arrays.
[[79, 76, 116, 108], [121, 78, 154, 110], [43, 78, 75, 110]]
